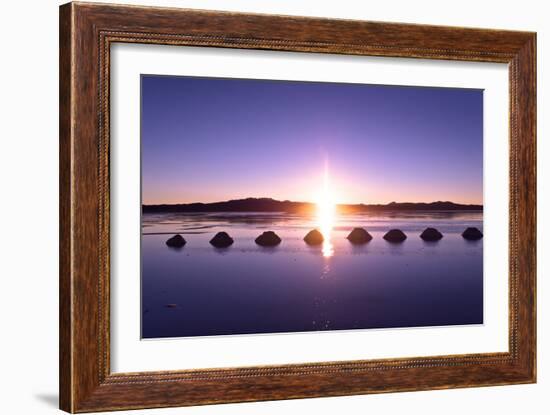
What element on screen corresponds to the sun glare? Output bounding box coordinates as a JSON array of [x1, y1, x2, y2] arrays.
[[317, 162, 336, 258]]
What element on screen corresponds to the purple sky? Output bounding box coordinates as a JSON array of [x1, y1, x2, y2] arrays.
[[141, 75, 483, 205]]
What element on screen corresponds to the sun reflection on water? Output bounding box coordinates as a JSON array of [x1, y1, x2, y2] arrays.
[[317, 162, 336, 258]]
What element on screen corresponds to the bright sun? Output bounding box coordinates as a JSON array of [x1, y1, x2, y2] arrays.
[[316, 162, 336, 257]]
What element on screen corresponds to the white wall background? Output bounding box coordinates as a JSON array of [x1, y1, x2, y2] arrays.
[[0, 1, 546, 414]]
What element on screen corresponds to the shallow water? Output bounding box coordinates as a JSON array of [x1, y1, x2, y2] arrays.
[[141, 211, 483, 338]]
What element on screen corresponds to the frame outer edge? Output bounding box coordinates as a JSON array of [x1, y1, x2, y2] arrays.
[[67, 2, 103, 412], [532, 33, 537, 383], [59, 2, 75, 413], [520, 33, 537, 382], [509, 33, 537, 383], [60, 2, 537, 412]]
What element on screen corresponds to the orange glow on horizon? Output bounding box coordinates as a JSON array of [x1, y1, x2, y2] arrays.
[[142, 164, 482, 207]]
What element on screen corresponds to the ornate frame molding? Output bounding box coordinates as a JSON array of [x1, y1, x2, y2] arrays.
[[60, 2, 536, 412]]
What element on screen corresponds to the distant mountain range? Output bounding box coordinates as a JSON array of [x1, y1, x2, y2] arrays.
[[142, 198, 483, 214]]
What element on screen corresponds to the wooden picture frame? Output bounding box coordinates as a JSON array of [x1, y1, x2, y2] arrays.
[[59, 2, 536, 412]]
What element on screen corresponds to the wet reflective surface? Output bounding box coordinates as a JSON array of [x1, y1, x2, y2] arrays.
[[141, 211, 483, 338]]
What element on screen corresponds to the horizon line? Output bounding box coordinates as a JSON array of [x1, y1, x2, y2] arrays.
[[142, 197, 483, 207]]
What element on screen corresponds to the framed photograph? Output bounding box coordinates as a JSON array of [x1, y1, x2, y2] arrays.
[[59, 2, 536, 412]]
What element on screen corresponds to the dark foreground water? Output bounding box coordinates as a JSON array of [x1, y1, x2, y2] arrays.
[[141, 211, 483, 339]]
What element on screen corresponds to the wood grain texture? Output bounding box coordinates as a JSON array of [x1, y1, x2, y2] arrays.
[[59, 3, 73, 412], [59, 2, 537, 412]]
